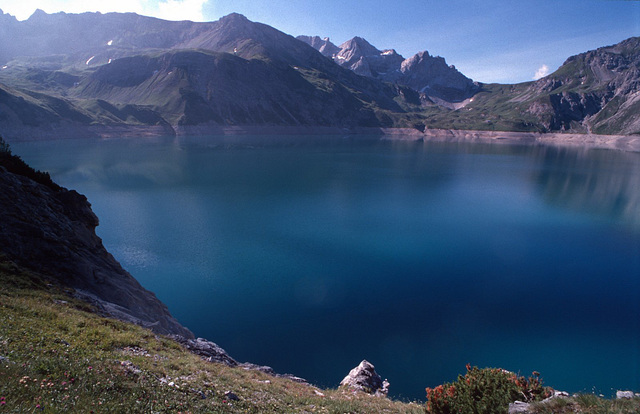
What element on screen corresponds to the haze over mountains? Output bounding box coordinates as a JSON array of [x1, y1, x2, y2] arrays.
[[0, 9, 638, 139]]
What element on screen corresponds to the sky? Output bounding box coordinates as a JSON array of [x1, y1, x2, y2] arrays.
[[0, 0, 638, 84]]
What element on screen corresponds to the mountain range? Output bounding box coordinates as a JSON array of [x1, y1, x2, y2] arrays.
[[0, 9, 638, 139]]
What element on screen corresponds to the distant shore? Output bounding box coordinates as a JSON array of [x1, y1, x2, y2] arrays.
[[4, 124, 640, 152]]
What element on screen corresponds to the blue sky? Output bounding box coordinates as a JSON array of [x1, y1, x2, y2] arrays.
[[0, 0, 638, 83]]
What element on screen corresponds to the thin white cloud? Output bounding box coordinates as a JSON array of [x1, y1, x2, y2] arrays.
[[0, 0, 207, 22], [156, 0, 206, 21], [533, 64, 550, 80]]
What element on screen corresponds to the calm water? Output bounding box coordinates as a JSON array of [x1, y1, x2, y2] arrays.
[[13, 135, 640, 400]]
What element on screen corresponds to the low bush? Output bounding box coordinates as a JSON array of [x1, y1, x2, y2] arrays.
[[425, 364, 551, 414]]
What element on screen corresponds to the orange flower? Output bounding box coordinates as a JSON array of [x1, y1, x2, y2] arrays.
[[447, 386, 456, 397]]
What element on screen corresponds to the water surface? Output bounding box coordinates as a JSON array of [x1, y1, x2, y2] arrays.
[[13, 136, 640, 400]]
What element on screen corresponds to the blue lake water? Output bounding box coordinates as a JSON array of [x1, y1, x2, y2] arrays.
[[12, 135, 640, 400]]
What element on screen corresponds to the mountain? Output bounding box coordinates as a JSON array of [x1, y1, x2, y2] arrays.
[[68, 49, 416, 128], [0, 9, 638, 137], [525, 36, 640, 134], [0, 11, 429, 136], [298, 35, 479, 103], [0, 139, 193, 337], [0, 82, 175, 139], [430, 36, 640, 135]]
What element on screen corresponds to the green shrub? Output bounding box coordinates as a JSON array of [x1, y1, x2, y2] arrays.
[[0, 135, 61, 191], [0, 136, 10, 154], [425, 365, 552, 414]]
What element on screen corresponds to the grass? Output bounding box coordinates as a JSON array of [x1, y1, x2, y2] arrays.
[[0, 259, 424, 413], [527, 394, 640, 414]]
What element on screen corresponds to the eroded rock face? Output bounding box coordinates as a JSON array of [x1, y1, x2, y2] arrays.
[[340, 360, 389, 396], [0, 163, 193, 338]]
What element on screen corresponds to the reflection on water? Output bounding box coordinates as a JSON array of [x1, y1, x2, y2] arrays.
[[10, 136, 640, 401], [533, 146, 640, 228]]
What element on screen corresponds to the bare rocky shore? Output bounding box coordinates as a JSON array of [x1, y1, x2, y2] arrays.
[[6, 124, 639, 153]]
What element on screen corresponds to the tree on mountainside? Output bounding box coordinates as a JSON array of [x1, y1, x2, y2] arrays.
[[0, 135, 61, 190]]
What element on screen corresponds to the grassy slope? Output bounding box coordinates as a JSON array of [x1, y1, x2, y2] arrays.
[[0, 259, 425, 413]]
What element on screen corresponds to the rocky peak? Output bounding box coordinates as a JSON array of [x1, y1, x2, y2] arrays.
[[296, 35, 340, 57], [399, 50, 477, 101], [336, 36, 382, 66], [302, 33, 477, 103]]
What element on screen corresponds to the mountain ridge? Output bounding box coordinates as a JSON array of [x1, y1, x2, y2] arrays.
[[0, 10, 638, 138]]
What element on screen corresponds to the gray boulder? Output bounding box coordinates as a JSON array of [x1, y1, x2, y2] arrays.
[[340, 360, 389, 396], [616, 390, 636, 399]]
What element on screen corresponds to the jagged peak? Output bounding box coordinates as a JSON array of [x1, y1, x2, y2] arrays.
[[337, 37, 381, 62], [298, 35, 336, 47], [340, 36, 380, 53]]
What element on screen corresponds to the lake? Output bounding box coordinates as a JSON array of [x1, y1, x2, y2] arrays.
[[12, 135, 640, 401]]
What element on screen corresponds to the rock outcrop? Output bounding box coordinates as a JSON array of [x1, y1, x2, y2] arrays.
[[298, 35, 478, 103], [340, 360, 389, 396], [0, 146, 193, 338], [296, 35, 340, 57], [616, 390, 638, 399], [171, 335, 307, 382]]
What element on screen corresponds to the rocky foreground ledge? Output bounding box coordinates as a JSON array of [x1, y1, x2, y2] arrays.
[[0, 145, 192, 338]]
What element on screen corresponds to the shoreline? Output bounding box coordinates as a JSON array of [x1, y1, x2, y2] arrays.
[[3, 124, 640, 152]]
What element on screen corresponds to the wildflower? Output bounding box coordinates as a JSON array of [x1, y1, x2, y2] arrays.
[[447, 386, 456, 397]]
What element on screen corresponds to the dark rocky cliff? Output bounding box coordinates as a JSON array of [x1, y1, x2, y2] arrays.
[[0, 143, 193, 338]]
